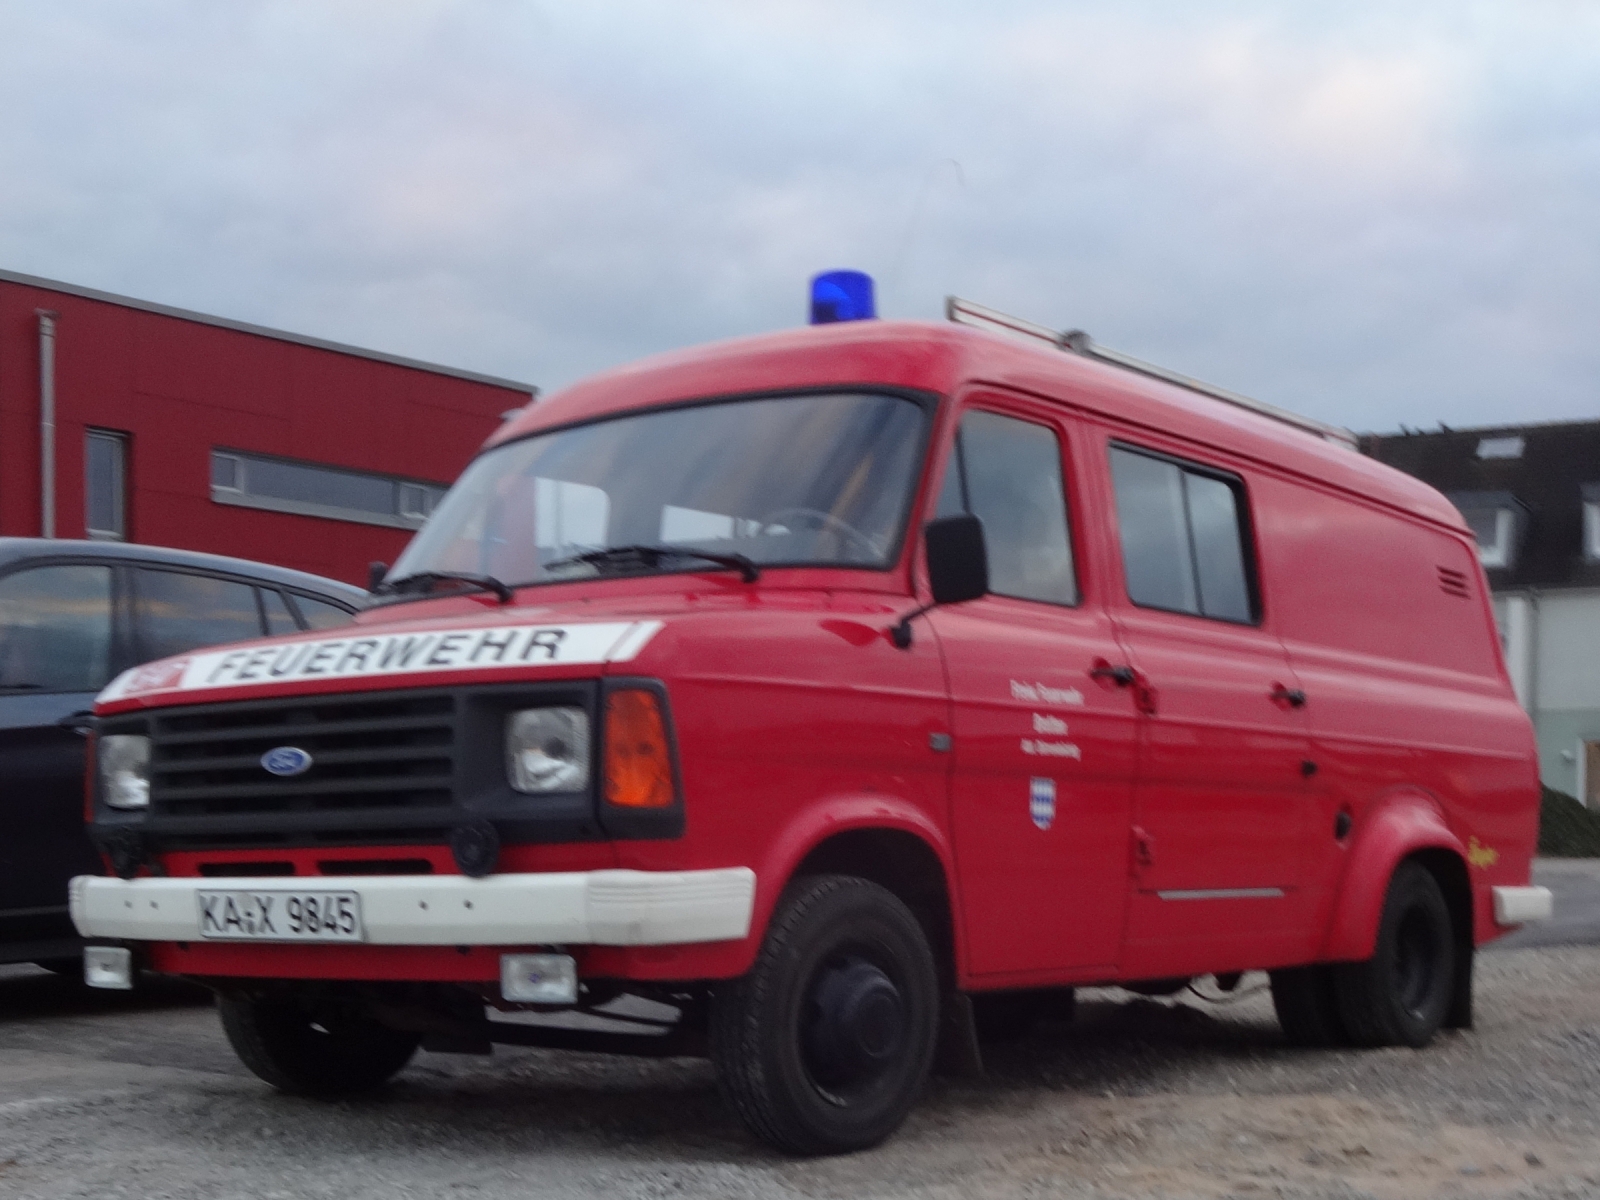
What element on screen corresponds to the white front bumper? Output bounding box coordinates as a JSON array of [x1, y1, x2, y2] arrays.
[[69, 867, 757, 947], [1492, 884, 1553, 927]]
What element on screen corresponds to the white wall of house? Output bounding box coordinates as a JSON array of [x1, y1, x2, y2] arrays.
[[1497, 588, 1600, 802]]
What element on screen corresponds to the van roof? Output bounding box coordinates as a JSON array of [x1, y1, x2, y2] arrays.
[[494, 320, 1466, 533]]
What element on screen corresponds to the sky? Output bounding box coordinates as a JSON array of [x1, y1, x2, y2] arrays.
[[2, 1, 1598, 433]]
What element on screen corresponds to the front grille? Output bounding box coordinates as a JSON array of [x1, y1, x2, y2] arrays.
[[146, 690, 460, 849], [99, 678, 668, 853]]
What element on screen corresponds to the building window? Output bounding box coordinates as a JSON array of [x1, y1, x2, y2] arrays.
[[210, 450, 448, 531], [85, 429, 129, 541], [1476, 436, 1525, 460], [1584, 485, 1600, 562], [1465, 508, 1518, 568], [1449, 491, 1526, 570]]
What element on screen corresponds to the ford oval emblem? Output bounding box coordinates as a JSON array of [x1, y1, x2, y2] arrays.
[[261, 746, 313, 777]]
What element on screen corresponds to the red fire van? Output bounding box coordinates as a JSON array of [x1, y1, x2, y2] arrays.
[[73, 301, 1550, 1154]]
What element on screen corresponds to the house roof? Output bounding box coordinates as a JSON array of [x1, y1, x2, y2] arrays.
[[0, 268, 536, 394], [1361, 419, 1600, 590]]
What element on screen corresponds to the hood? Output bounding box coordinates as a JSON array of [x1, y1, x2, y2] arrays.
[[92, 586, 868, 713]]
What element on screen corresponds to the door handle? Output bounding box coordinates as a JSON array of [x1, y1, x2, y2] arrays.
[[1270, 684, 1307, 709], [1092, 660, 1158, 715]]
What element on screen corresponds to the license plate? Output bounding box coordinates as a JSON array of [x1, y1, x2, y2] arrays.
[[196, 890, 364, 942]]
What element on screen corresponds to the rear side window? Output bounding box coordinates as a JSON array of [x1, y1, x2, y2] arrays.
[[290, 593, 355, 631], [135, 569, 263, 661], [937, 409, 1077, 605], [1110, 445, 1256, 623], [0, 564, 115, 692]]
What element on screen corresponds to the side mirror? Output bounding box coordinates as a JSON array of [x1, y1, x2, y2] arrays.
[[925, 514, 988, 605], [891, 515, 988, 648], [367, 561, 389, 592]]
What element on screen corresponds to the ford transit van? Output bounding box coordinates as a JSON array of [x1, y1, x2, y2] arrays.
[[71, 307, 1548, 1153]]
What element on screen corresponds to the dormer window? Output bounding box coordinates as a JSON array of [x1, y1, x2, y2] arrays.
[[1584, 484, 1600, 562], [1476, 436, 1525, 460], [1449, 491, 1527, 570]]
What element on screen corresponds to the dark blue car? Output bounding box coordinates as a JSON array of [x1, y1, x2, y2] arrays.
[[0, 539, 363, 972]]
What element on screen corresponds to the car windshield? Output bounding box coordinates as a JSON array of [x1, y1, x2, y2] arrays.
[[388, 391, 928, 590]]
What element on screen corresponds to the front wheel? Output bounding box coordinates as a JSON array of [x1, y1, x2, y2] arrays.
[[218, 991, 420, 1096], [710, 875, 940, 1155], [1333, 861, 1456, 1048]]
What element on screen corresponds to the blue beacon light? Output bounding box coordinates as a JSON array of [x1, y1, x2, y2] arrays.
[[809, 270, 876, 324]]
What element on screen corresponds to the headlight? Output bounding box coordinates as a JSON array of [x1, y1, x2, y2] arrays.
[[506, 707, 590, 793], [99, 735, 151, 811]]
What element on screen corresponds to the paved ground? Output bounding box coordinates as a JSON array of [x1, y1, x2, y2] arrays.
[[1, 861, 1597, 1199]]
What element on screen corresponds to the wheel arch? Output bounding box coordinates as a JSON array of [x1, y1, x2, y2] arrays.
[[751, 798, 963, 984], [1319, 791, 1468, 965], [792, 828, 958, 984]]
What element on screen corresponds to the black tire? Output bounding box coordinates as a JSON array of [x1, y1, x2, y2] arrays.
[[710, 875, 940, 1155], [32, 957, 86, 978], [1269, 965, 1348, 1047], [218, 991, 420, 1096], [1333, 861, 1456, 1048]]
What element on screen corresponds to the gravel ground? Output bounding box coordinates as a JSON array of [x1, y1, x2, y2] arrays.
[[2, 938, 1600, 1200]]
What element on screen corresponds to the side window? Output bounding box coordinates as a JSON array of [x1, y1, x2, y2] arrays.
[[0, 565, 115, 692], [1109, 445, 1256, 623], [940, 410, 1078, 605], [259, 587, 299, 636], [134, 569, 264, 661], [290, 593, 355, 631]]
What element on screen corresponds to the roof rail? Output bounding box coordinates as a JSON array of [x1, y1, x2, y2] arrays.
[[945, 296, 1358, 451]]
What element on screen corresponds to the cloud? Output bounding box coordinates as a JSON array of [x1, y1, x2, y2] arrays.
[[1, 0, 1598, 433]]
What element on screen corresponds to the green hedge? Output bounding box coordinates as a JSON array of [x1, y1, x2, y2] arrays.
[[1539, 785, 1600, 857]]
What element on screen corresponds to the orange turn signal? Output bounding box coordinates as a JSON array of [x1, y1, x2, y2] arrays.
[[604, 689, 675, 809]]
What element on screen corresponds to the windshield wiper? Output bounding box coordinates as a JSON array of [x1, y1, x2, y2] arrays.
[[375, 570, 515, 605], [545, 544, 760, 583]]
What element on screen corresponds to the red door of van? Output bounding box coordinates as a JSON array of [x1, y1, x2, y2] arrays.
[[931, 401, 1137, 981], [1101, 440, 1316, 977]]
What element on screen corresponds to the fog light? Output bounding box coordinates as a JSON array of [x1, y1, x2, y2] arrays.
[[84, 946, 133, 990], [99, 735, 151, 811], [506, 708, 590, 793], [500, 953, 578, 1004]]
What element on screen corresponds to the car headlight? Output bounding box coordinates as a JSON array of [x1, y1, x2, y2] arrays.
[[505, 707, 590, 793], [99, 734, 151, 811]]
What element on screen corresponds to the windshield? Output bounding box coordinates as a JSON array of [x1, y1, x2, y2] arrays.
[[389, 391, 928, 589]]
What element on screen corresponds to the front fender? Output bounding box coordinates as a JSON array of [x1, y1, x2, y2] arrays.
[[1318, 792, 1466, 962], [749, 794, 961, 955]]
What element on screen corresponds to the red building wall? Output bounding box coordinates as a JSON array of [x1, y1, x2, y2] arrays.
[[0, 274, 532, 585]]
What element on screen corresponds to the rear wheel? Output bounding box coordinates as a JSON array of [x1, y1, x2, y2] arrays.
[[1334, 861, 1456, 1048], [218, 991, 420, 1096], [1269, 965, 1348, 1047], [711, 875, 940, 1155]]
